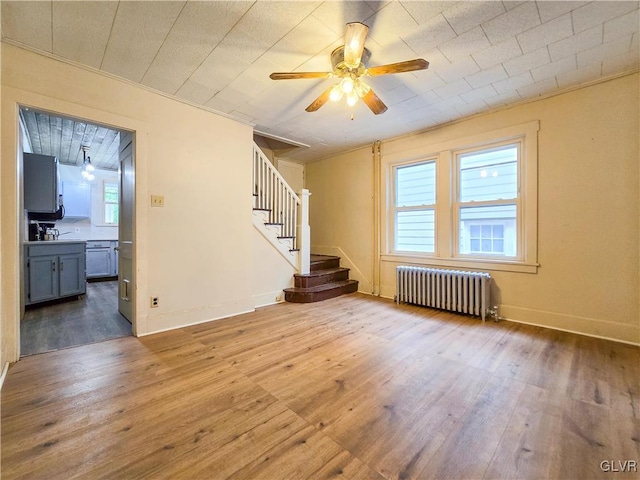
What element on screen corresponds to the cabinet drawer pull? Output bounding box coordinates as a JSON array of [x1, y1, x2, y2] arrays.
[[52, 263, 56, 272]]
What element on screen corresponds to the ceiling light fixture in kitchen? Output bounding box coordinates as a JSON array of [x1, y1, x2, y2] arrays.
[[81, 146, 95, 181]]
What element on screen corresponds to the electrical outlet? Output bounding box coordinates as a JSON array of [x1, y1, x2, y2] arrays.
[[151, 195, 164, 207], [151, 296, 159, 308]]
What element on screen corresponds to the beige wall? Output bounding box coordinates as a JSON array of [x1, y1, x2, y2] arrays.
[[307, 73, 639, 344], [1, 44, 257, 363]]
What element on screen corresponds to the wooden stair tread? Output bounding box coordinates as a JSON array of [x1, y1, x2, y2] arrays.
[[294, 267, 349, 278], [284, 280, 358, 294]]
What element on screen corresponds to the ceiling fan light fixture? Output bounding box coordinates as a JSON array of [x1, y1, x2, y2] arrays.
[[346, 91, 358, 107], [329, 84, 343, 102], [340, 77, 354, 94], [343, 22, 369, 68], [355, 79, 370, 98]]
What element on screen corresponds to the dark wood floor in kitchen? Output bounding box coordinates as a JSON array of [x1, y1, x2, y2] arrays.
[[20, 280, 132, 356], [3, 293, 639, 479]]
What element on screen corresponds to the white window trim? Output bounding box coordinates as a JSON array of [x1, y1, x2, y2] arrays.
[[381, 121, 539, 274]]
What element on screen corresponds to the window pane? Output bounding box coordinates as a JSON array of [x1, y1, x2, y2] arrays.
[[105, 203, 119, 224], [395, 209, 435, 253], [396, 162, 435, 207], [459, 204, 516, 256], [104, 183, 119, 203], [459, 145, 517, 202]]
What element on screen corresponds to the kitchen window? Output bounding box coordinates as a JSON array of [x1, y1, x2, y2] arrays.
[[383, 121, 539, 273], [104, 182, 119, 225]]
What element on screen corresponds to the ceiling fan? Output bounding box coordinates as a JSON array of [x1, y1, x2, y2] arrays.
[[269, 22, 429, 115]]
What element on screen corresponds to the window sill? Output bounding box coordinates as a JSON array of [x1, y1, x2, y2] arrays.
[[381, 253, 538, 274]]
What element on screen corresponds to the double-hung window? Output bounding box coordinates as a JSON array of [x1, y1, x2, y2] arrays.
[[104, 182, 119, 225], [384, 122, 538, 273], [393, 161, 436, 253], [456, 144, 519, 258]]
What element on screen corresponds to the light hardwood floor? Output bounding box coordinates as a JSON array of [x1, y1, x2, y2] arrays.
[[2, 294, 638, 479]]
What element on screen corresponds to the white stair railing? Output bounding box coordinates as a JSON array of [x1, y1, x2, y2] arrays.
[[253, 142, 310, 274]]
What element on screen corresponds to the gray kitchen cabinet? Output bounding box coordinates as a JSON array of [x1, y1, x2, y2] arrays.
[[24, 241, 86, 305], [24, 153, 60, 213], [86, 241, 117, 279]]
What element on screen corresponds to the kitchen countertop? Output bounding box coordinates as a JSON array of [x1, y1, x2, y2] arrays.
[[24, 239, 87, 245]]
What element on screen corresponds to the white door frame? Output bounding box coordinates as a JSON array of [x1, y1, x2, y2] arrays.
[[2, 87, 149, 361]]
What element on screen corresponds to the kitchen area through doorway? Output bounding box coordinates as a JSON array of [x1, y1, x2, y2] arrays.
[[20, 107, 133, 356]]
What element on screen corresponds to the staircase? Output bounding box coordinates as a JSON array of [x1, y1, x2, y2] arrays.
[[284, 254, 358, 303]]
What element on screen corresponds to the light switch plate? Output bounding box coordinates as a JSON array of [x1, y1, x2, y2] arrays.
[[151, 195, 164, 207]]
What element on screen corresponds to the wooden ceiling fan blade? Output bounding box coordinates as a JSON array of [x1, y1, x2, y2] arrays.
[[367, 59, 429, 76], [305, 85, 335, 112], [270, 72, 331, 80], [362, 88, 388, 115], [343, 22, 369, 68]]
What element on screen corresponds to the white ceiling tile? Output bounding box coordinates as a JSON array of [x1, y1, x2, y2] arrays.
[[604, 9, 640, 43], [434, 55, 481, 83], [282, 15, 340, 56], [556, 62, 602, 88], [369, 38, 424, 65], [368, 73, 405, 91], [189, 49, 251, 92], [235, 1, 321, 46], [401, 1, 460, 25], [439, 26, 491, 62], [465, 65, 509, 88], [484, 90, 522, 107], [175, 79, 217, 105], [577, 35, 636, 68], [517, 13, 574, 54], [517, 77, 558, 98], [503, 47, 550, 76], [433, 79, 473, 99], [228, 58, 282, 98], [460, 85, 498, 104], [296, 39, 343, 72], [380, 84, 417, 105], [393, 91, 441, 111], [101, 1, 185, 82], [216, 29, 271, 65], [548, 25, 603, 62], [212, 86, 255, 106], [482, 1, 541, 45], [472, 37, 522, 69], [1, 1, 52, 52], [602, 50, 640, 75], [52, 1, 118, 68], [530, 55, 577, 82], [442, 1, 505, 34], [141, 2, 252, 93], [430, 95, 468, 113], [502, 1, 527, 12], [312, 1, 376, 35], [572, 1, 639, 34], [229, 110, 255, 123], [261, 39, 311, 71], [367, 1, 419, 46], [401, 14, 456, 55], [454, 99, 489, 117], [492, 71, 534, 94], [204, 96, 238, 115], [536, 1, 589, 23], [400, 69, 447, 92]]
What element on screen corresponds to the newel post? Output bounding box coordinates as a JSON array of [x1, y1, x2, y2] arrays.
[[298, 189, 311, 274]]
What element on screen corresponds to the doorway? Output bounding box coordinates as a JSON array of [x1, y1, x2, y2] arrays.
[[19, 107, 135, 356]]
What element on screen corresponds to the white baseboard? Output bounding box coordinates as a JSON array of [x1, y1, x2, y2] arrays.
[[253, 291, 285, 308]]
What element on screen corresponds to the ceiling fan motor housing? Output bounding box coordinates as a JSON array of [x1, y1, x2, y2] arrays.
[[331, 46, 371, 76]]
